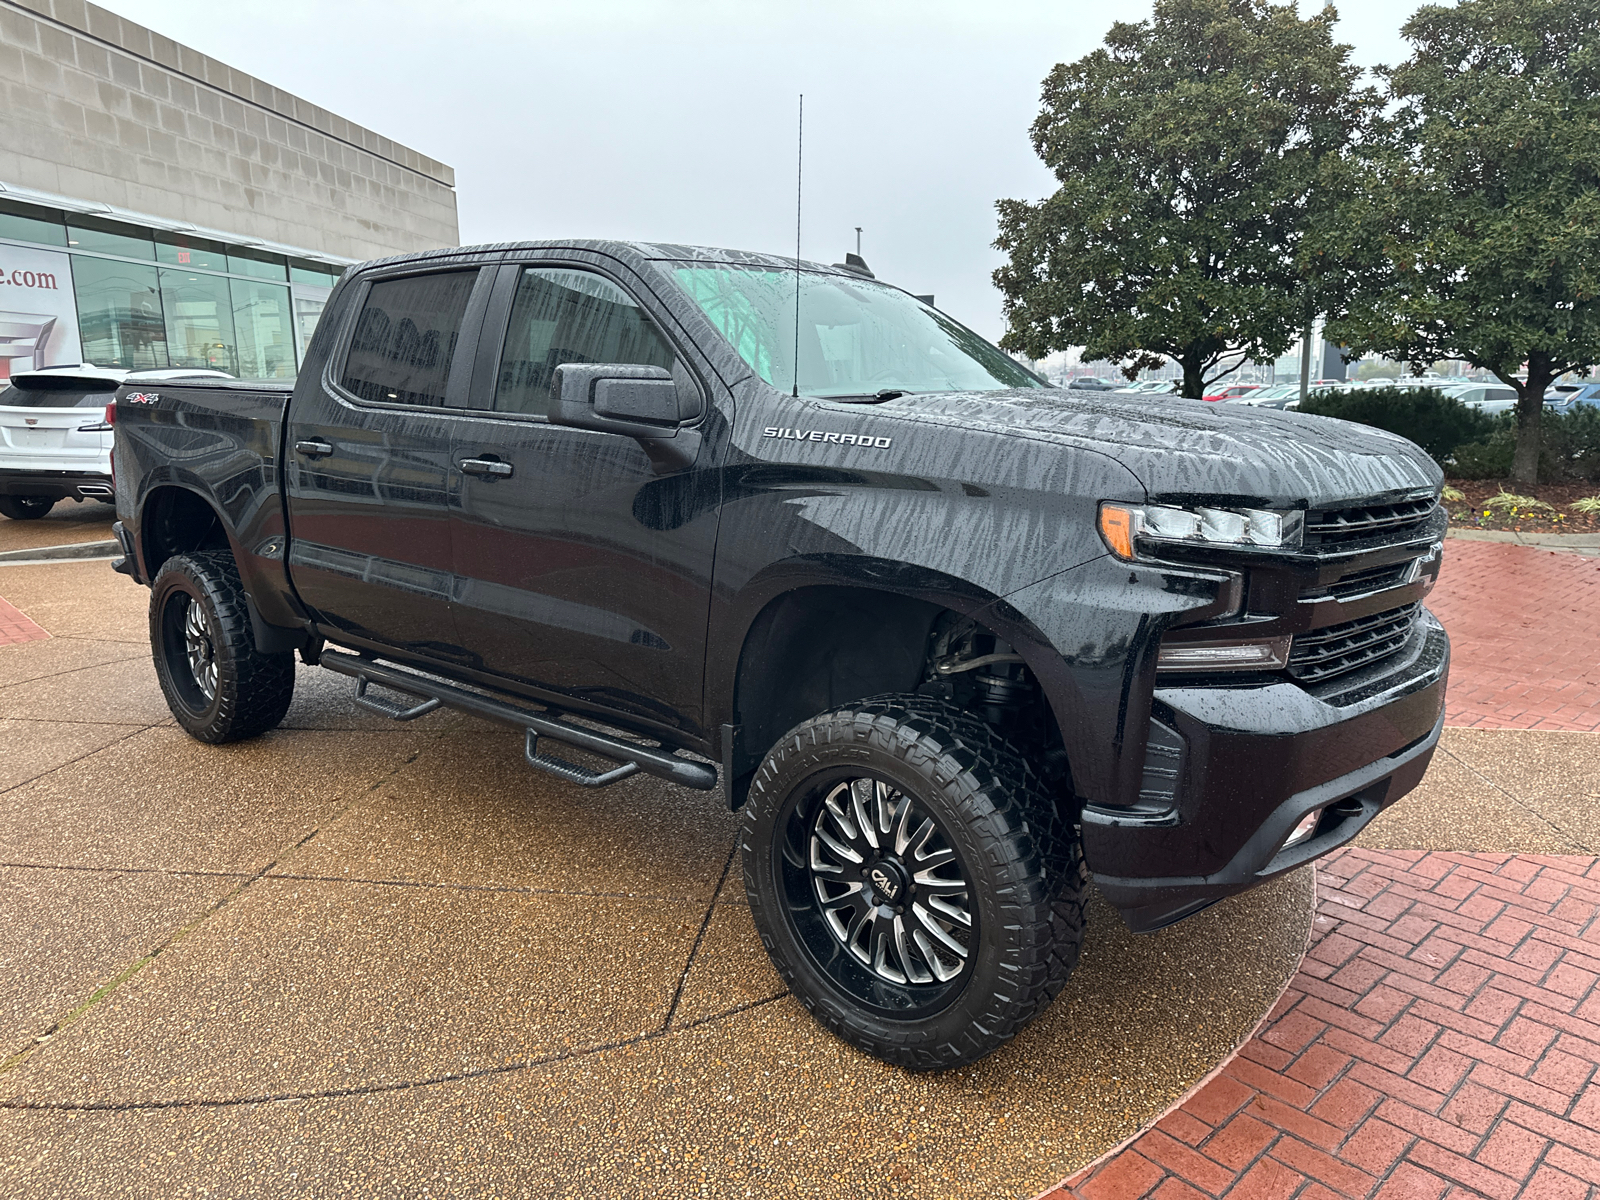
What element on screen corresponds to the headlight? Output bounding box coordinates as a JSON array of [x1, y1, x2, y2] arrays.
[[1099, 502, 1304, 559]]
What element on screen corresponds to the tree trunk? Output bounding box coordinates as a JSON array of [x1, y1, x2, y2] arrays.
[[1180, 356, 1206, 400], [1510, 355, 1555, 486]]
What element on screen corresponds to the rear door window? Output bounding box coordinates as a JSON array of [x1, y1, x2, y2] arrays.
[[492, 268, 676, 417], [339, 271, 476, 407]]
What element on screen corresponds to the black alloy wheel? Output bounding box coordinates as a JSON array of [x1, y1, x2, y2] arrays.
[[149, 550, 295, 743], [788, 773, 977, 1018], [743, 694, 1085, 1070]]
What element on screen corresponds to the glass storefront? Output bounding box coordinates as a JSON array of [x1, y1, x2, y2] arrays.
[[71, 256, 168, 369], [159, 270, 237, 373], [0, 195, 345, 381], [233, 279, 297, 378]]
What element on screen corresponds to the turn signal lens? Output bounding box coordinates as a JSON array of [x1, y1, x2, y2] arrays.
[[1098, 503, 1138, 560]]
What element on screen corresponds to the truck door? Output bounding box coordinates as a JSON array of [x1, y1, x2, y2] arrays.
[[284, 265, 489, 660], [445, 262, 722, 743]]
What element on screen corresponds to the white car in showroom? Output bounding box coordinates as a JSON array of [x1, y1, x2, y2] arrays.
[[0, 365, 229, 519]]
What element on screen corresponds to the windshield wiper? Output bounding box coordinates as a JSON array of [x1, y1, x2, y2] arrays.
[[822, 389, 918, 404]]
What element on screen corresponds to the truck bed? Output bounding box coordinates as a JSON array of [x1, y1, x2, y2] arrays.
[[113, 377, 299, 629]]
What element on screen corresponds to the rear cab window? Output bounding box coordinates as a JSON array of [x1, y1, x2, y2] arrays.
[[339, 271, 477, 407]]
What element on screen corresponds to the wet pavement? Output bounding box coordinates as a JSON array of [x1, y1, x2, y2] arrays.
[[0, 561, 1313, 1199], [0, 501, 116, 553], [4, 529, 1592, 1197]]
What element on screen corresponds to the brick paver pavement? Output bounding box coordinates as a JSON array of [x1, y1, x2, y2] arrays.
[[1428, 540, 1600, 732], [1047, 848, 1600, 1200], [0, 595, 48, 647]]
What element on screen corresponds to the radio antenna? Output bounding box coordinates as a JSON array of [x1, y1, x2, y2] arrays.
[[793, 94, 803, 399]]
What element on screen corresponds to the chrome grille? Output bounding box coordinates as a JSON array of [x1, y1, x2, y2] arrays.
[[1288, 602, 1420, 684], [1305, 497, 1437, 545]]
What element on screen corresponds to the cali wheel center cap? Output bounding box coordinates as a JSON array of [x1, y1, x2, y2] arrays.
[[866, 858, 909, 906]]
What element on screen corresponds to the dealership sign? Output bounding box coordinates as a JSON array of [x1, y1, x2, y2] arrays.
[[0, 245, 81, 379]]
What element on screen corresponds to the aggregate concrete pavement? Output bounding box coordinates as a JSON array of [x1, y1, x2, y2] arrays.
[[0, 561, 1315, 1199], [7, 526, 1590, 1198], [0, 501, 115, 554]]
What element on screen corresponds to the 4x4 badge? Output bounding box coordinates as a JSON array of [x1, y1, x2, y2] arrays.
[[763, 427, 891, 448]]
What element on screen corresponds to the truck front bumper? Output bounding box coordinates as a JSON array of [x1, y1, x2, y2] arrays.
[[1085, 612, 1449, 932]]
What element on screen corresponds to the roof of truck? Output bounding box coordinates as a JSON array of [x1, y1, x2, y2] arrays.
[[354, 239, 865, 279]]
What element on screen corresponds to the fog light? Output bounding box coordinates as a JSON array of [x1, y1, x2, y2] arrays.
[[1156, 636, 1291, 672], [1284, 808, 1322, 848]]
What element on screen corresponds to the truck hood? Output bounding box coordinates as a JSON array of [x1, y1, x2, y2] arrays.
[[876, 388, 1440, 506]]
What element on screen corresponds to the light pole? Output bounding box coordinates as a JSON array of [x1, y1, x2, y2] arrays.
[[1298, 286, 1314, 406]]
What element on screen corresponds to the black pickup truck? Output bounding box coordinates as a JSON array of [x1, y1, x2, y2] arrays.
[[110, 241, 1449, 1070]]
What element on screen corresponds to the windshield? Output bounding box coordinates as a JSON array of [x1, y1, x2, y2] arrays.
[[670, 266, 1045, 398]]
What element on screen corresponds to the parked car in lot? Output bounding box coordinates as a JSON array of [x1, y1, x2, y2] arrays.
[[1225, 383, 1301, 408], [1202, 383, 1262, 402], [110, 239, 1450, 1070], [1066, 375, 1115, 391], [1437, 383, 1571, 415], [1549, 383, 1600, 414], [0, 366, 230, 519]]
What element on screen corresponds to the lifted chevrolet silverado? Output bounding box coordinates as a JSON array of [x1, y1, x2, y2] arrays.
[[110, 242, 1449, 1070]]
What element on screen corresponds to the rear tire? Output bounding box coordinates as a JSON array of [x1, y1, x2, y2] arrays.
[[150, 550, 295, 743], [0, 495, 55, 520], [742, 694, 1085, 1071]]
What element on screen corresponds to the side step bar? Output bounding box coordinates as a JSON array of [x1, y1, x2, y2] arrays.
[[318, 650, 717, 792]]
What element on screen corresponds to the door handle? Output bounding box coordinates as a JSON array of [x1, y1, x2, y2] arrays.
[[295, 438, 334, 458], [460, 457, 514, 479]]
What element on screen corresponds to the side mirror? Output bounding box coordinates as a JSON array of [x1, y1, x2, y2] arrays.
[[551, 363, 702, 473]]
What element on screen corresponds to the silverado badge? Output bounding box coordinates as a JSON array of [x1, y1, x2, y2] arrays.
[[762, 427, 892, 447]]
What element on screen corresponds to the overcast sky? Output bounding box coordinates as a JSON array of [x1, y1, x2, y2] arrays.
[[105, 0, 1415, 341]]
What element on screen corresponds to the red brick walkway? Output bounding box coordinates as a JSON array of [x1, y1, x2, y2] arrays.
[[0, 595, 48, 646], [1427, 540, 1600, 732], [1048, 848, 1600, 1200]]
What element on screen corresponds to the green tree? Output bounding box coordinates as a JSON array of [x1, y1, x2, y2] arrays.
[[1328, 0, 1600, 484], [993, 0, 1375, 399]]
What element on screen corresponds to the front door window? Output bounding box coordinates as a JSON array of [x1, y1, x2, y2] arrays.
[[493, 268, 677, 417]]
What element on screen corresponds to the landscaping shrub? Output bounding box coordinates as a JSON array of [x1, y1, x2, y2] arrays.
[[1448, 427, 1515, 479], [1450, 407, 1600, 482], [1297, 387, 1497, 463]]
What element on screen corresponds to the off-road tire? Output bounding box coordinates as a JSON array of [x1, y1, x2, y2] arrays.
[[0, 495, 55, 520], [150, 550, 295, 743], [742, 693, 1086, 1071]]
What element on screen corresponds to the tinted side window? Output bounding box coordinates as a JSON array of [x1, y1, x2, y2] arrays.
[[340, 271, 476, 407], [494, 268, 676, 417]]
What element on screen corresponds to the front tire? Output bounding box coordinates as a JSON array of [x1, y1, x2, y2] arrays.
[[742, 694, 1085, 1071], [150, 550, 294, 743], [0, 495, 56, 520]]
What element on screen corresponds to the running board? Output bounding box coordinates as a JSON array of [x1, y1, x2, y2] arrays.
[[318, 651, 716, 791]]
